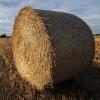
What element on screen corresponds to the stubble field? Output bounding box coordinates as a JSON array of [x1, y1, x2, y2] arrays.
[[0, 35, 100, 100]]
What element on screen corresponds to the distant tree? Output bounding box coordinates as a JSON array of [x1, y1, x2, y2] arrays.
[[0, 34, 7, 38]]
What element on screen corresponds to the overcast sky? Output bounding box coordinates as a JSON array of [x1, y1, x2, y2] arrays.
[[0, 0, 100, 35]]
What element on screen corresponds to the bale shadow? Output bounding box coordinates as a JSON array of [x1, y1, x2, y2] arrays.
[[42, 64, 100, 99], [75, 64, 100, 95]]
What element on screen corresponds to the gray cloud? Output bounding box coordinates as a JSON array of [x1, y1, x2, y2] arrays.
[[0, 0, 24, 7]]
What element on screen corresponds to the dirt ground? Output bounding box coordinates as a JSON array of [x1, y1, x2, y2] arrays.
[[0, 35, 100, 100]]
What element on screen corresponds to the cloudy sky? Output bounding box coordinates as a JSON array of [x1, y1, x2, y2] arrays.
[[0, 0, 100, 35]]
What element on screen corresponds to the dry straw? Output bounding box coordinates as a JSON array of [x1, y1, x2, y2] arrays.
[[12, 6, 95, 90], [0, 37, 12, 68]]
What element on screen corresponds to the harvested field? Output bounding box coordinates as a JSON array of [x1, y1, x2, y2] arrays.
[[94, 36, 100, 64], [0, 37, 12, 68], [0, 35, 100, 99]]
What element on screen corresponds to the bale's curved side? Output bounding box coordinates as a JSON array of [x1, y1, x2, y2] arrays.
[[12, 7, 95, 90], [37, 9, 95, 83]]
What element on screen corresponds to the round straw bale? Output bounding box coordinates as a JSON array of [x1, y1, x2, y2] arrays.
[[0, 37, 12, 68], [12, 6, 95, 90]]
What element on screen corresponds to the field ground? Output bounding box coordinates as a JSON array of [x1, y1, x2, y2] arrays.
[[0, 35, 100, 100]]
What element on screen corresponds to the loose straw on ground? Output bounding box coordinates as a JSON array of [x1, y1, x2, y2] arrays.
[[0, 37, 12, 68]]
